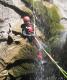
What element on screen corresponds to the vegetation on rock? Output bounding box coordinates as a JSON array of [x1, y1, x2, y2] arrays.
[[8, 44, 37, 78], [0, 0, 67, 80]]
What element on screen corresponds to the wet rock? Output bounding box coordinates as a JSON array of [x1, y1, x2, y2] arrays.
[[0, 0, 35, 79]]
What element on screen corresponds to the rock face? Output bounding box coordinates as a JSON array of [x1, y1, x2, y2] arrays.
[[0, 0, 22, 40], [0, 0, 67, 80], [0, 0, 36, 80]]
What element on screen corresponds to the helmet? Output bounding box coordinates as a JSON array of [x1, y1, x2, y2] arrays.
[[23, 16, 30, 22], [37, 51, 43, 60]]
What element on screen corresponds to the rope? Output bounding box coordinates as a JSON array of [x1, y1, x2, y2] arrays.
[[43, 48, 67, 78], [35, 37, 67, 78]]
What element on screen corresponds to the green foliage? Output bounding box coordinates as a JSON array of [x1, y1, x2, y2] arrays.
[[47, 6, 64, 36], [32, 1, 64, 41], [22, 7, 33, 16], [34, 1, 47, 16], [48, 35, 60, 48], [48, 6, 60, 22], [45, 6, 64, 47], [50, 22, 63, 36], [29, 0, 64, 49]]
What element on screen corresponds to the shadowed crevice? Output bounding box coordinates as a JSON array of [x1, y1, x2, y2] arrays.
[[6, 59, 36, 70]]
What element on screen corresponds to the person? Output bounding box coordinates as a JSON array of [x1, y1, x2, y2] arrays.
[[21, 16, 47, 64], [21, 16, 34, 42]]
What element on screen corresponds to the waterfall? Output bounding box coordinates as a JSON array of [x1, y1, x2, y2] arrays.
[[34, 37, 47, 80]]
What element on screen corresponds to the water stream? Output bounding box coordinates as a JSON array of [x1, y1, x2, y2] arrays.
[[33, 37, 47, 80]]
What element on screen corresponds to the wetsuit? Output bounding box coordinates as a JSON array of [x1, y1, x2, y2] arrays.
[[21, 24, 34, 42]]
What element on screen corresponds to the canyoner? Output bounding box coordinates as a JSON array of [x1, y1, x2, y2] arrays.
[[21, 16, 34, 42]]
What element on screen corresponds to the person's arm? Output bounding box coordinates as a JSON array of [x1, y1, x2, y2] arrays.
[[21, 24, 27, 36]]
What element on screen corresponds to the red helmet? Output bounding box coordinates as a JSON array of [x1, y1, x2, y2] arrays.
[[23, 16, 30, 22], [37, 51, 43, 60]]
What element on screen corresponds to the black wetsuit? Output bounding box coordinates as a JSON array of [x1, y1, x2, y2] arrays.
[[21, 24, 34, 42]]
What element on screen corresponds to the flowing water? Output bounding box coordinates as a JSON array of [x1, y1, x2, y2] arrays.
[[34, 37, 47, 80], [35, 63, 44, 80]]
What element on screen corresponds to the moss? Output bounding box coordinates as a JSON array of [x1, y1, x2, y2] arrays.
[[29, 1, 64, 47], [50, 22, 64, 36], [15, 44, 37, 59], [21, 7, 33, 16], [9, 63, 35, 77], [44, 6, 64, 48], [43, 6, 64, 43], [8, 44, 37, 77], [35, 2, 47, 15], [47, 6, 63, 33], [33, 1, 64, 40], [47, 6, 60, 22]]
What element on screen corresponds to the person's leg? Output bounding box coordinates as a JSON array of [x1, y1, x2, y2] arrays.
[[27, 36, 33, 42]]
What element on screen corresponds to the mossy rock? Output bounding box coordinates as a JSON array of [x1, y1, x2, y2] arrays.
[[46, 5, 60, 22], [30, 1, 64, 37], [21, 6, 33, 16], [8, 63, 36, 77], [8, 44, 37, 77], [45, 4, 64, 34], [46, 5, 64, 46], [13, 44, 37, 60]]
